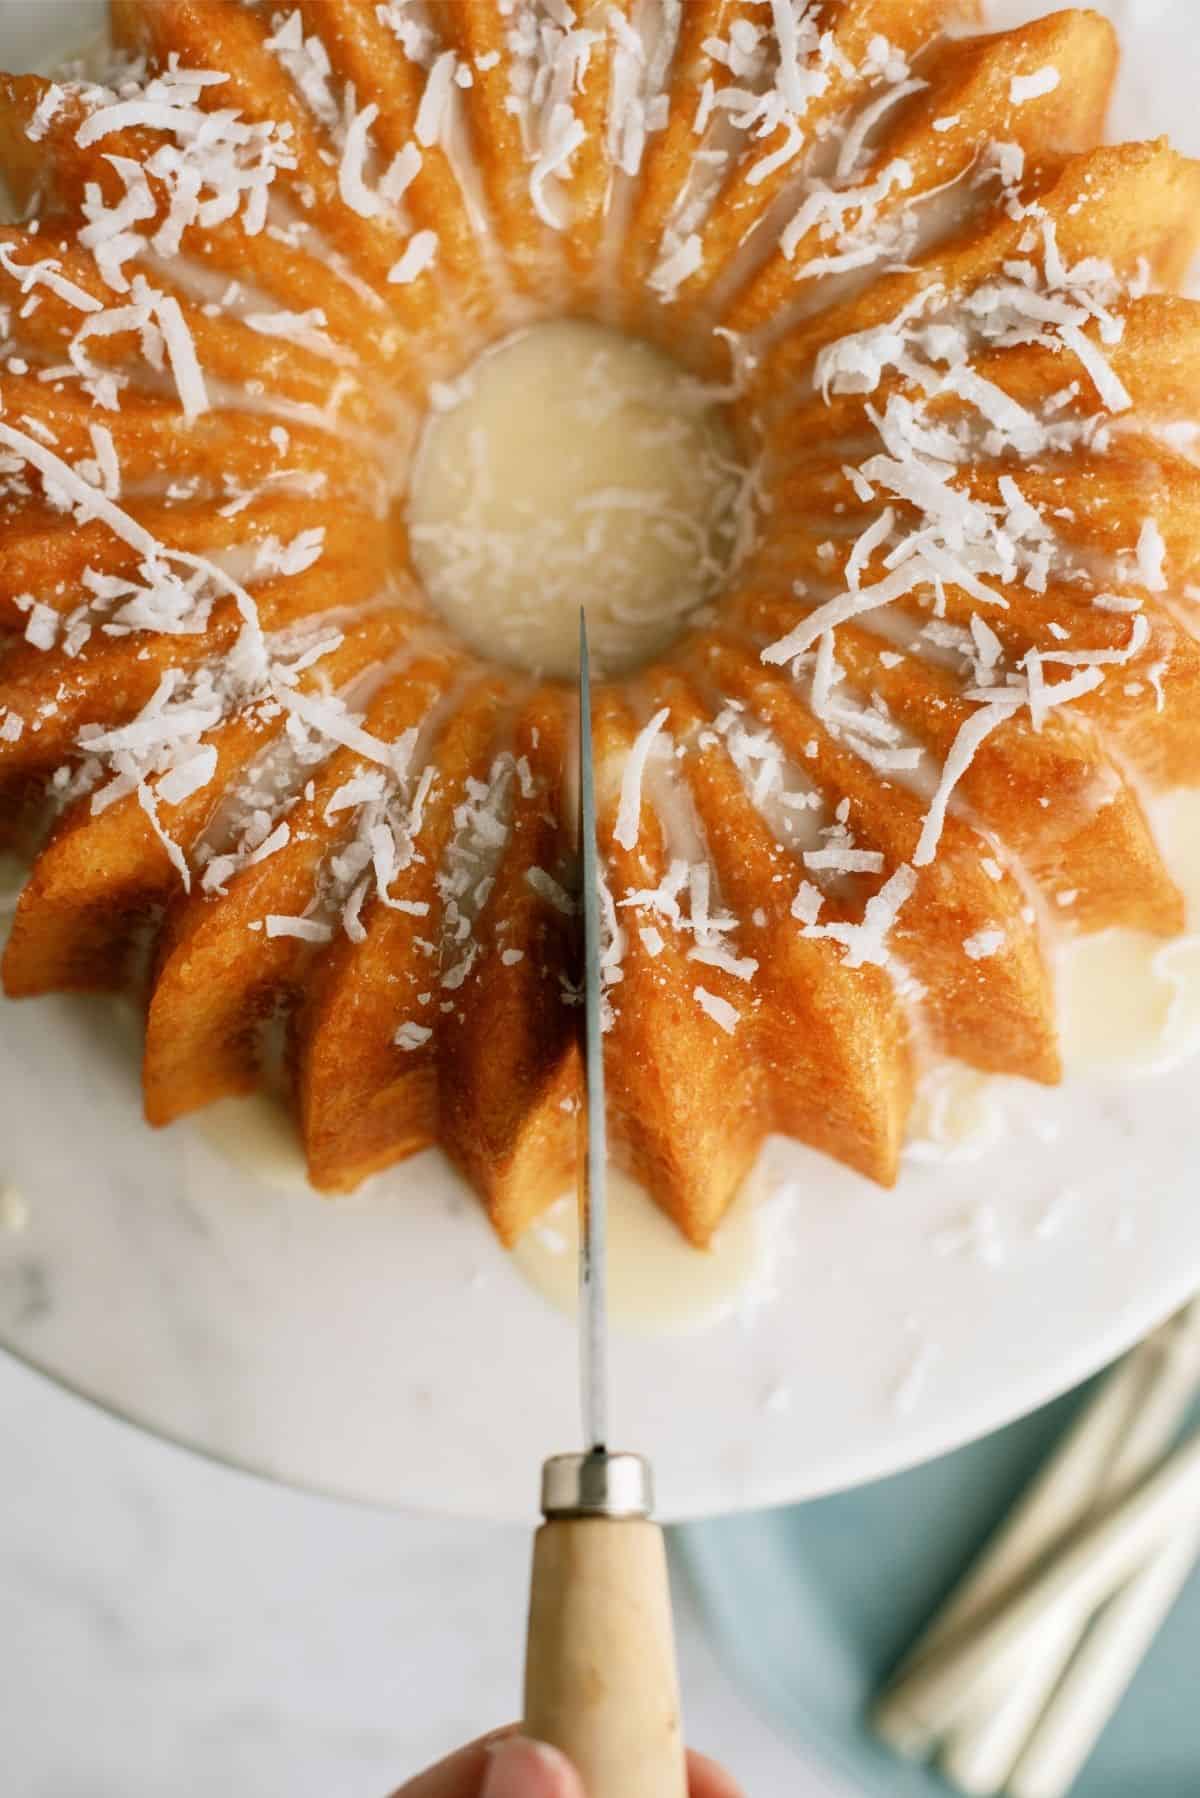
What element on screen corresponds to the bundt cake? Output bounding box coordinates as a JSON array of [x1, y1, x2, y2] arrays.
[[1, 1, 1198, 1250]]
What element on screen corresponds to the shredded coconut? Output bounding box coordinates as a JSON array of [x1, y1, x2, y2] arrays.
[[614, 709, 670, 851], [694, 985, 739, 1035], [265, 914, 333, 943], [1009, 66, 1060, 105], [339, 102, 384, 217], [389, 230, 438, 285], [963, 928, 1005, 961], [915, 707, 1008, 867], [395, 1021, 433, 1051], [27, 82, 65, 142]]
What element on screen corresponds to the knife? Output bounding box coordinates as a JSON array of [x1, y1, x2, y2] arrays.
[[520, 612, 688, 1798]]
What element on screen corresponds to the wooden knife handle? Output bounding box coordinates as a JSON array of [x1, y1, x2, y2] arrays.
[[523, 1517, 688, 1797]]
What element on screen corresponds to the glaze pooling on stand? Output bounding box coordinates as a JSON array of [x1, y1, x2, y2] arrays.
[[911, 786, 1200, 1160], [511, 1164, 791, 1335], [1056, 787, 1200, 1077], [0, 851, 24, 915], [186, 1083, 786, 1335], [195, 1090, 311, 1193]]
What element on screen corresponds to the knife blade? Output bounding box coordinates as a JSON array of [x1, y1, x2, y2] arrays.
[[520, 613, 687, 1797], [577, 608, 609, 1454]]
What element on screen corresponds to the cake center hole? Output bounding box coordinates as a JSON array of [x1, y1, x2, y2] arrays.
[[408, 320, 746, 679]]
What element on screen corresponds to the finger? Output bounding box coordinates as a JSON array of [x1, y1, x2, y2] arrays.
[[389, 1731, 587, 1798], [392, 1734, 729, 1798], [687, 1748, 747, 1798], [479, 1737, 586, 1797], [388, 1726, 515, 1798]]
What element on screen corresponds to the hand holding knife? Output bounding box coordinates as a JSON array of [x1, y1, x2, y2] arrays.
[[520, 613, 688, 1798]]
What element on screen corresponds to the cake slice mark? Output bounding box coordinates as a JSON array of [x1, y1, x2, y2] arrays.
[[671, 0, 947, 322], [591, 685, 765, 1246], [0, 223, 394, 439], [293, 0, 501, 330], [723, 9, 1116, 337], [754, 140, 1200, 412], [0, 493, 389, 635], [2, 608, 414, 997], [143, 650, 464, 1128], [702, 633, 1059, 1082], [0, 70, 436, 395], [652, 667, 914, 1188], [437, 686, 581, 1245], [819, 610, 1184, 939], [0, 374, 382, 514], [295, 668, 509, 1191], [110, 0, 443, 328], [429, 0, 565, 305]]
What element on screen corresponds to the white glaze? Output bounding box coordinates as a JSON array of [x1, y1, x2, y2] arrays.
[[512, 1164, 788, 1335], [193, 1093, 310, 1193], [909, 787, 1200, 1155], [1054, 788, 1200, 1077], [0, 849, 26, 913], [195, 1098, 792, 1333], [0, 1182, 28, 1234], [408, 320, 744, 679], [1057, 930, 1200, 1078], [906, 1065, 1008, 1163]]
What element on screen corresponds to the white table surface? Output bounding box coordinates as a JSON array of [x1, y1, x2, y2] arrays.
[[0, 1352, 844, 1798]]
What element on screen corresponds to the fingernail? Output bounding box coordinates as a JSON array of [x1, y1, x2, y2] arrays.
[[482, 1736, 580, 1798]]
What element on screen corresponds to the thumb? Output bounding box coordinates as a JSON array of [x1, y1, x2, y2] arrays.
[[481, 1737, 585, 1798]]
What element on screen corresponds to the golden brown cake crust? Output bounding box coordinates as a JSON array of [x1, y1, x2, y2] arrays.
[[0, 3, 1198, 1246]]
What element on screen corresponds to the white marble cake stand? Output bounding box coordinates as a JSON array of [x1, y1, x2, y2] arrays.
[[4, 963, 1200, 1521]]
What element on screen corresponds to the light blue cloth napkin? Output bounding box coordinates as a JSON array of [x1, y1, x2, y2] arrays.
[[680, 1377, 1200, 1796]]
